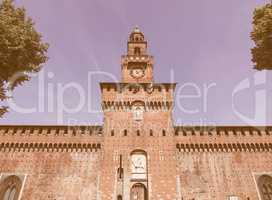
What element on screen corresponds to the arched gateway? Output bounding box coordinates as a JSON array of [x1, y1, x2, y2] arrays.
[[130, 183, 147, 200]]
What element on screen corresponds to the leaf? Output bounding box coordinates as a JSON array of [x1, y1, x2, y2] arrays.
[[0, 0, 49, 117]]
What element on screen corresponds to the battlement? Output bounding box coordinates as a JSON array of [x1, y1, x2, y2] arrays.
[[0, 126, 103, 153], [174, 126, 272, 137]]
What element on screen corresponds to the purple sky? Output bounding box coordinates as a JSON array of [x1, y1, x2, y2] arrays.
[[1, 0, 272, 126]]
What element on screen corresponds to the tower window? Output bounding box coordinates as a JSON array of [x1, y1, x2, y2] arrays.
[[175, 130, 178, 136], [124, 129, 127, 136], [158, 87, 162, 92], [162, 130, 166, 136], [111, 130, 114, 136], [137, 130, 140, 136], [150, 130, 153, 136], [134, 47, 141, 55], [132, 105, 144, 121]]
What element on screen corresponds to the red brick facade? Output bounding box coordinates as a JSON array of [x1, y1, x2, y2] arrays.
[[0, 27, 272, 200]]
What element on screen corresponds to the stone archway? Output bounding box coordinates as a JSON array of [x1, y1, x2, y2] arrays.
[[130, 183, 147, 200], [258, 175, 272, 200]]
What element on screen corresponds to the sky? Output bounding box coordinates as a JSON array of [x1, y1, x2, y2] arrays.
[[1, 0, 272, 126]]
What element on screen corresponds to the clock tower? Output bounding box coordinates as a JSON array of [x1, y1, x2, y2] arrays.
[[121, 27, 154, 83], [99, 27, 177, 200]]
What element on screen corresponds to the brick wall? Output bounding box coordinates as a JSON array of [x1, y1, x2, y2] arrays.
[[0, 151, 101, 200]]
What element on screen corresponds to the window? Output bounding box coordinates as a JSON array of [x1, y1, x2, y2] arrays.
[[159, 151, 164, 161], [117, 155, 123, 180], [133, 106, 144, 121], [136, 130, 140, 136], [258, 175, 272, 200], [0, 175, 23, 200], [132, 101, 145, 121], [134, 47, 141, 55], [150, 130, 153, 136]]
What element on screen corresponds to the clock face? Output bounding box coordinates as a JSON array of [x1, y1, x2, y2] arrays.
[[130, 68, 145, 79]]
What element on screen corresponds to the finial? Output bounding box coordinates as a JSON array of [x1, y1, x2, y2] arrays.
[[133, 26, 140, 33]]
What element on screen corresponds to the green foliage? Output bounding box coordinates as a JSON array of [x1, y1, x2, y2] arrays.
[[0, 0, 48, 117], [251, 3, 272, 70]]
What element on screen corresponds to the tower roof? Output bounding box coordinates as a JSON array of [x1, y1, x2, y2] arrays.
[[129, 26, 145, 42]]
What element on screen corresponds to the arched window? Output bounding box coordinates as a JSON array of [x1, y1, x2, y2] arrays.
[[0, 175, 22, 200], [134, 107, 143, 120], [117, 195, 122, 200], [124, 129, 127, 136], [258, 175, 272, 200], [134, 47, 141, 55], [130, 183, 147, 200], [132, 102, 145, 121]]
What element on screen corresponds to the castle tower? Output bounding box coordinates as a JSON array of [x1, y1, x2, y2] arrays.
[[121, 27, 154, 83], [99, 27, 177, 200]]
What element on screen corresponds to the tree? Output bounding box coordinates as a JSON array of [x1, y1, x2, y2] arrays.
[[0, 0, 48, 117], [251, 3, 272, 70]]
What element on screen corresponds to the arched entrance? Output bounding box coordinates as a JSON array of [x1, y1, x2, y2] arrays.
[[258, 175, 272, 200], [130, 183, 147, 200]]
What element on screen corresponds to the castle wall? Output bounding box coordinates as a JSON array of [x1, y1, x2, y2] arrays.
[[176, 151, 272, 200], [175, 126, 272, 200], [0, 126, 103, 200], [0, 151, 101, 200]]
